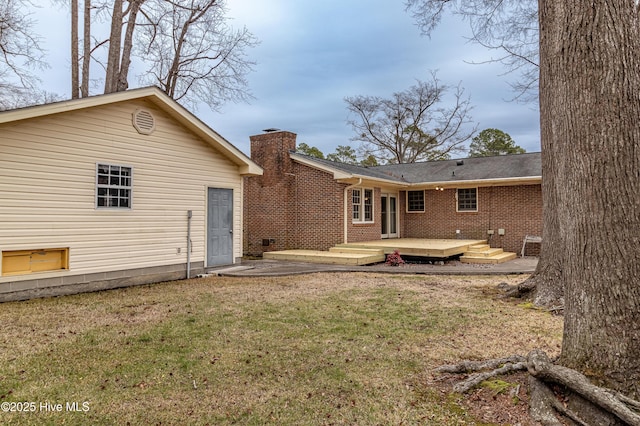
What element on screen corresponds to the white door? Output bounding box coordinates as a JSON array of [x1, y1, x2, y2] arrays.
[[381, 194, 398, 239]]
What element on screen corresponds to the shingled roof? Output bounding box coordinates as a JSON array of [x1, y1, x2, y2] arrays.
[[372, 152, 541, 183], [290, 151, 541, 186]]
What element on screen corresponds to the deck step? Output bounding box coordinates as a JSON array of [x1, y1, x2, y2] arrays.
[[468, 244, 491, 251], [329, 247, 385, 255], [263, 250, 385, 266], [460, 251, 518, 264], [464, 247, 505, 257]]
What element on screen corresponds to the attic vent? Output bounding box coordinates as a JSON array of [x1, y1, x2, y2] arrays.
[[132, 109, 156, 135]]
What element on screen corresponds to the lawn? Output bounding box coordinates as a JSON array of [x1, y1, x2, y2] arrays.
[[0, 273, 562, 425]]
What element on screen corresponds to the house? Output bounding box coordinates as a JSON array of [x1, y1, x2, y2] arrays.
[[0, 87, 262, 302], [244, 130, 541, 258]]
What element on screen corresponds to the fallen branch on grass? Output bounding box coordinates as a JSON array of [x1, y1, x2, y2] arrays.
[[436, 350, 640, 425]]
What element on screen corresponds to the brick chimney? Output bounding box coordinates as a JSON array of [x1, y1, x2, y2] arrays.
[[249, 130, 297, 187], [244, 130, 297, 256]]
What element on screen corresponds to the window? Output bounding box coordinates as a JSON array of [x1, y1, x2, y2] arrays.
[[407, 190, 425, 212], [96, 164, 132, 208], [352, 189, 361, 220], [352, 188, 373, 222], [457, 188, 477, 212]]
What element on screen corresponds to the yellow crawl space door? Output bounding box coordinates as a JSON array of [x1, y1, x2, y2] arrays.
[[2, 248, 69, 275]]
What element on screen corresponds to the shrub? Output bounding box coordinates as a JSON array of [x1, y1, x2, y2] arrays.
[[385, 250, 405, 266]]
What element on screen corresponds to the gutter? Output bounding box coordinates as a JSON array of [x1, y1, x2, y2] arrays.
[[406, 176, 542, 189]]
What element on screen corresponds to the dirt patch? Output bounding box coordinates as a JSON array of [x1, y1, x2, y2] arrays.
[[445, 371, 540, 426]]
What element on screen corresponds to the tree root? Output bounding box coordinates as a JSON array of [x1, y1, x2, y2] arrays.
[[436, 350, 640, 425], [435, 355, 528, 393], [503, 279, 537, 299]]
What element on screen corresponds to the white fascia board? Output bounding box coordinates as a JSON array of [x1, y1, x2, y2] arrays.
[[337, 175, 408, 188], [407, 176, 542, 189]]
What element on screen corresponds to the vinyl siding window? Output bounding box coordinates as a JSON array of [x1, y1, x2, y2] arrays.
[[457, 188, 478, 212], [96, 164, 132, 208], [352, 188, 373, 222], [407, 190, 425, 212]]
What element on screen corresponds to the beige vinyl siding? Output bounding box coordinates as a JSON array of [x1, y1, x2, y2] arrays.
[[0, 99, 243, 282]]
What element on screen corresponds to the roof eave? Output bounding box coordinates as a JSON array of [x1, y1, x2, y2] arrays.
[[336, 175, 408, 188], [291, 153, 404, 185], [290, 153, 352, 180], [408, 176, 542, 189]]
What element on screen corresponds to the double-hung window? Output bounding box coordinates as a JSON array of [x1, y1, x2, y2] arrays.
[[96, 164, 132, 208], [352, 188, 373, 222], [407, 190, 425, 212], [457, 188, 477, 212]]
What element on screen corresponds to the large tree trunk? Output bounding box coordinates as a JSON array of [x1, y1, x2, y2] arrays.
[[71, 0, 79, 99], [508, 161, 564, 308], [539, 0, 640, 401], [116, 0, 143, 92], [519, 162, 564, 308], [81, 0, 91, 98], [104, 0, 123, 94]]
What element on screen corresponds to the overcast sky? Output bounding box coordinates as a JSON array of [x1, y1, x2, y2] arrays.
[[31, 1, 540, 158]]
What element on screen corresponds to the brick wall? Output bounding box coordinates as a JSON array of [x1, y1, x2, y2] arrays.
[[287, 162, 345, 250], [401, 185, 542, 254]]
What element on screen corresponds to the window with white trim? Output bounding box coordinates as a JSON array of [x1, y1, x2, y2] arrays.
[[457, 188, 477, 212], [352, 188, 373, 222], [407, 190, 425, 212], [96, 164, 132, 208]]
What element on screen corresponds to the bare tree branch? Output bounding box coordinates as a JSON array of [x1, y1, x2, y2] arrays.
[[0, 0, 47, 97], [135, 0, 257, 111], [345, 71, 476, 164], [406, 0, 539, 102]]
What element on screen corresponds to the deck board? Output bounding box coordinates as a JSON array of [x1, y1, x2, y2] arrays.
[[263, 249, 385, 265], [335, 238, 486, 258]]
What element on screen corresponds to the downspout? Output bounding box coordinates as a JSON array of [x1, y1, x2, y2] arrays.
[[343, 178, 362, 244], [187, 210, 192, 279]]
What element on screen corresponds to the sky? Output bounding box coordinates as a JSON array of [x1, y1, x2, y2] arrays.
[[29, 0, 540, 158]]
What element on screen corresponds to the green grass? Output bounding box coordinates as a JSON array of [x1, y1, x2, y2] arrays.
[[0, 273, 562, 425]]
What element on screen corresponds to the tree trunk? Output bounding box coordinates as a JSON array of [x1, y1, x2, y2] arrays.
[[520, 122, 564, 308], [71, 0, 79, 99], [104, 0, 123, 94], [81, 0, 91, 98], [539, 0, 640, 401], [116, 0, 143, 92]]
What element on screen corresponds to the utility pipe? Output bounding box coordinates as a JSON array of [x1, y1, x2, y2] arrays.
[[187, 210, 192, 279], [343, 178, 362, 244]]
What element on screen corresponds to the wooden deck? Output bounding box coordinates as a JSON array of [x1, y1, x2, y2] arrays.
[[263, 239, 492, 266], [335, 238, 487, 258]]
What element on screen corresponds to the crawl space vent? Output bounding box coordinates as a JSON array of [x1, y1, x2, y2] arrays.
[[132, 109, 156, 135]]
